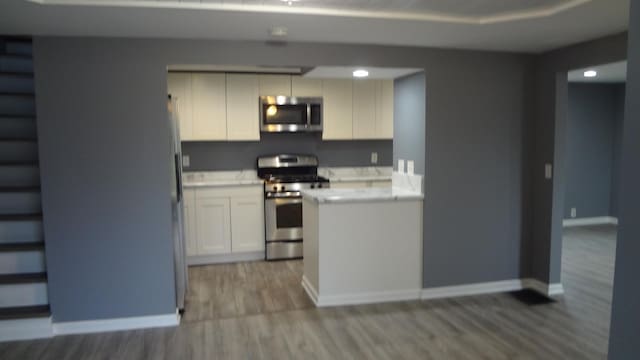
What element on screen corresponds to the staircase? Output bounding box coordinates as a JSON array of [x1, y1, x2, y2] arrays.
[[0, 37, 52, 341]]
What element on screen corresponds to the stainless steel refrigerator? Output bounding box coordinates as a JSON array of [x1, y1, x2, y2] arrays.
[[168, 95, 188, 311]]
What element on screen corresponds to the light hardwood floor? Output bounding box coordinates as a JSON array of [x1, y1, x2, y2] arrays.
[[0, 225, 617, 359]]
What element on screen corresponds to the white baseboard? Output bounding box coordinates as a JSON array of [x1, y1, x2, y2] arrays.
[[523, 279, 565, 296], [187, 251, 264, 266], [563, 216, 618, 227], [421, 279, 524, 300], [0, 317, 53, 342], [420, 278, 564, 301], [302, 276, 420, 307], [301, 275, 319, 306], [53, 310, 180, 336]]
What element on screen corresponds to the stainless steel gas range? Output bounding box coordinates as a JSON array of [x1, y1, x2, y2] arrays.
[[257, 154, 330, 260]]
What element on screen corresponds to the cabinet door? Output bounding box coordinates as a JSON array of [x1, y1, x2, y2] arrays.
[[191, 73, 227, 140], [291, 76, 323, 97], [230, 196, 265, 253], [258, 75, 291, 96], [183, 189, 197, 256], [322, 79, 353, 140], [226, 74, 260, 141], [375, 80, 394, 139], [167, 73, 193, 140], [196, 197, 231, 255], [352, 79, 377, 139]]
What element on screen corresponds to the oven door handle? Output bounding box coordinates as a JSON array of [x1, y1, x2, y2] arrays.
[[266, 192, 302, 199]]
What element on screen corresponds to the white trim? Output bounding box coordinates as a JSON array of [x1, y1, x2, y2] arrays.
[[523, 279, 565, 296], [0, 317, 53, 342], [301, 275, 319, 306], [27, 0, 592, 25], [53, 310, 180, 336], [187, 251, 264, 266], [302, 277, 421, 307], [562, 216, 618, 227], [421, 280, 524, 300]]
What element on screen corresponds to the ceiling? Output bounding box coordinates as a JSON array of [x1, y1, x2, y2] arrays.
[[305, 66, 423, 79], [0, 0, 629, 53], [568, 61, 627, 83]]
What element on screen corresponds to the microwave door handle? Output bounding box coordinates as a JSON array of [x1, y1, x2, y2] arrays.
[[306, 104, 312, 129]]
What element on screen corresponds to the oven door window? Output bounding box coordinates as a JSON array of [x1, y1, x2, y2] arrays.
[[263, 104, 307, 126], [276, 202, 302, 228]]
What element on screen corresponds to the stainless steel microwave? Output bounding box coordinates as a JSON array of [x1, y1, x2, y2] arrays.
[[260, 96, 323, 133]]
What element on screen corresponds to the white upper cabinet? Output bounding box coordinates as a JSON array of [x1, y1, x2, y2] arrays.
[[352, 79, 377, 139], [167, 73, 194, 140], [375, 80, 394, 139], [191, 73, 227, 141], [230, 196, 265, 253], [322, 79, 353, 140], [226, 74, 260, 141], [291, 76, 323, 97], [258, 75, 291, 96]]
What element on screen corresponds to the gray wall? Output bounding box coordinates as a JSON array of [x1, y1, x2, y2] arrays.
[[393, 72, 426, 175], [531, 32, 627, 284], [33, 36, 533, 321], [182, 134, 391, 171], [609, 2, 640, 358], [610, 85, 626, 217], [564, 83, 625, 219]]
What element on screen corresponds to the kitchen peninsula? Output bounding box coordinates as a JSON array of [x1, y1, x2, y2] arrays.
[[301, 173, 424, 306]]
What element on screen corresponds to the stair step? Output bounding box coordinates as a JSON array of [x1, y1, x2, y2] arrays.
[[5, 40, 32, 57], [0, 94, 35, 116], [0, 281, 48, 308], [0, 163, 39, 188], [0, 305, 49, 321], [0, 243, 44, 253], [0, 73, 34, 94], [0, 214, 43, 244], [0, 250, 46, 274], [0, 116, 37, 139], [0, 55, 33, 74], [0, 140, 38, 163], [0, 272, 46, 284], [0, 190, 42, 215]]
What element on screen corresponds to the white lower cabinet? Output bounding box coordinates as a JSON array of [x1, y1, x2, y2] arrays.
[[230, 196, 265, 252], [184, 185, 264, 264], [196, 197, 232, 255]]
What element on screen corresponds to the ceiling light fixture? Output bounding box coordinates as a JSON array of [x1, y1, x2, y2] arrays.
[[353, 69, 369, 78], [270, 26, 288, 37], [280, 0, 299, 5], [584, 70, 597, 78]]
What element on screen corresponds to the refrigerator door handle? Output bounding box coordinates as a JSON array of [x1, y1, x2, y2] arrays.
[[174, 154, 183, 202]]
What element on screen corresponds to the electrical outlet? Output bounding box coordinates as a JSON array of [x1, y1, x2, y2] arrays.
[[571, 208, 577, 218], [371, 152, 378, 164], [182, 155, 190, 168], [407, 160, 415, 175], [398, 159, 405, 173]]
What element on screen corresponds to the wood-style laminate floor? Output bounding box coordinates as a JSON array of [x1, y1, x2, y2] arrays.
[[0, 225, 617, 359]]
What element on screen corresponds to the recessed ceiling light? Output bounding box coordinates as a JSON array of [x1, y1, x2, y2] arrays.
[[270, 26, 288, 37], [584, 70, 597, 78], [353, 69, 369, 78], [280, 0, 299, 5]]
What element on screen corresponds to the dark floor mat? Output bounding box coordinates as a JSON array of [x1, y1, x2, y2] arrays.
[[509, 289, 556, 306]]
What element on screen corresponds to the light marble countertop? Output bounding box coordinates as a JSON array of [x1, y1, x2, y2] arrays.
[[302, 187, 423, 203], [183, 170, 263, 188], [318, 166, 392, 182]]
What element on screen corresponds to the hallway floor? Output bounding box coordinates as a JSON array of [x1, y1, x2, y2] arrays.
[[0, 225, 617, 359]]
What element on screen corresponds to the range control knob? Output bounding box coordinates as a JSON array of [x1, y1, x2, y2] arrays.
[[281, 186, 286, 192], [317, 183, 323, 189], [272, 186, 278, 192], [310, 184, 315, 189]]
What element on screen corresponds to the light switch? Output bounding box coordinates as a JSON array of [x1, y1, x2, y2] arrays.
[[407, 160, 415, 175], [371, 152, 378, 164], [182, 155, 190, 168], [398, 159, 405, 173], [545, 163, 552, 179]]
